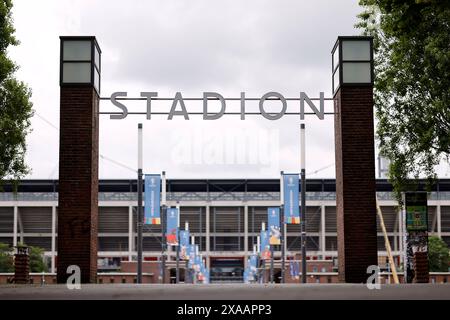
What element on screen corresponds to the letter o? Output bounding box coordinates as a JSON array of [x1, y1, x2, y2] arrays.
[[259, 92, 287, 120]]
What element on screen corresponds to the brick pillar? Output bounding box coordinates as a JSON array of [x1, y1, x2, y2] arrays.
[[14, 246, 30, 284], [334, 86, 378, 283], [57, 86, 99, 283]]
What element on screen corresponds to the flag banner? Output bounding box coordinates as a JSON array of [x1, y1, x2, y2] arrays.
[[249, 254, 258, 279], [260, 230, 271, 260], [188, 244, 197, 268], [268, 207, 281, 245], [166, 207, 179, 246], [194, 254, 202, 273], [283, 174, 300, 224], [243, 269, 249, 283], [144, 174, 161, 224], [290, 260, 300, 280], [204, 269, 210, 284], [180, 230, 190, 260], [199, 262, 206, 282]]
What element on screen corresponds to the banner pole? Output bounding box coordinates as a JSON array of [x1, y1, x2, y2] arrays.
[[270, 245, 274, 283], [161, 171, 167, 284], [280, 171, 285, 283], [137, 123, 143, 284], [300, 123, 307, 284], [176, 203, 180, 284]]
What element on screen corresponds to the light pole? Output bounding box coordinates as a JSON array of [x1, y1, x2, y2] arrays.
[[300, 123, 307, 283], [280, 170, 285, 283], [161, 171, 166, 283], [137, 123, 143, 284], [176, 203, 180, 284]]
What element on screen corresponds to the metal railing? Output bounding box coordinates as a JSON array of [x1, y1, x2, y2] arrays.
[[0, 191, 448, 202]]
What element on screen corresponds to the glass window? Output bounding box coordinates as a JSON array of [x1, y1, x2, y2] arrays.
[[62, 62, 91, 83], [333, 66, 340, 91], [94, 46, 100, 70], [342, 62, 371, 83], [333, 46, 339, 70], [63, 41, 91, 61], [94, 68, 100, 92], [342, 40, 370, 61]]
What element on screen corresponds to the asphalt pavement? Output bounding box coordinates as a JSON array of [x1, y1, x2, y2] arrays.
[[0, 283, 449, 300]]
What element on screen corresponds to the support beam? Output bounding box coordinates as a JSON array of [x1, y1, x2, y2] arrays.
[[51, 206, 56, 273], [128, 205, 133, 261], [244, 204, 248, 268], [206, 205, 210, 269], [320, 204, 326, 257], [13, 206, 18, 247], [437, 203, 442, 239], [17, 208, 24, 244]]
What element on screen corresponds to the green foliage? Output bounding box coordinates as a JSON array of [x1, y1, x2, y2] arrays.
[[356, 0, 450, 201], [28, 245, 48, 273], [1, 242, 48, 273], [428, 236, 450, 272], [0, 242, 13, 272], [0, 0, 33, 187]]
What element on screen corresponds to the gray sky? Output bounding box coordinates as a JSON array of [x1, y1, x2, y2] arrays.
[[11, 0, 446, 180]]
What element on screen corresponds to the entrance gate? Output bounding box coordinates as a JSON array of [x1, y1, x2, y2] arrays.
[[57, 36, 377, 283]]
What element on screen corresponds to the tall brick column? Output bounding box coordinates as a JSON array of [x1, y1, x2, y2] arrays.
[[332, 36, 378, 283], [57, 37, 101, 283]]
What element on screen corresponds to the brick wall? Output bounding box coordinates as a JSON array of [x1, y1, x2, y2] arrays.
[[334, 86, 378, 283], [57, 86, 99, 283]]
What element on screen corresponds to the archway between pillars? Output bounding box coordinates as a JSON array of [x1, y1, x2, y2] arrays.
[[56, 35, 377, 284]]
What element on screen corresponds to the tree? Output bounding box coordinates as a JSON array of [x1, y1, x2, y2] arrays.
[[428, 236, 449, 272], [0, 0, 33, 186], [356, 0, 450, 199], [28, 245, 48, 273], [0, 242, 13, 272]]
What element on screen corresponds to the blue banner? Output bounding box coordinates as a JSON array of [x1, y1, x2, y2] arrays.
[[194, 254, 202, 273], [180, 230, 190, 260], [144, 174, 161, 225], [188, 244, 197, 268], [249, 254, 258, 275], [283, 174, 300, 224], [260, 230, 271, 260], [290, 260, 300, 280], [166, 207, 179, 246], [268, 207, 281, 245]]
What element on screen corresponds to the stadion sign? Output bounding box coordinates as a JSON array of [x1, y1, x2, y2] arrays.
[[108, 91, 326, 121]]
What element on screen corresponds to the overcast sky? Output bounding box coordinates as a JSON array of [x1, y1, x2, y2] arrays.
[[8, 0, 449, 180]]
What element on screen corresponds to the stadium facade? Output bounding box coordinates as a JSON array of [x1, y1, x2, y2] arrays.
[[1, 178, 449, 282]]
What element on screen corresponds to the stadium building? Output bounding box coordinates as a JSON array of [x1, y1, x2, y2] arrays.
[[1, 178, 449, 283]]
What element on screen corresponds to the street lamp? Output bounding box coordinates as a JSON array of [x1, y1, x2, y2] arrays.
[[331, 36, 373, 94], [60, 36, 101, 94]]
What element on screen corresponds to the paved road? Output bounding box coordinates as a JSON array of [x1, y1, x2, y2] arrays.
[[0, 283, 449, 300]]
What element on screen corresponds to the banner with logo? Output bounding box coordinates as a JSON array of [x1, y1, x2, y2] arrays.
[[166, 207, 179, 246], [260, 230, 271, 260], [404, 192, 429, 283], [144, 174, 161, 224], [180, 230, 190, 260], [290, 260, 300, 280], [268, 207, 281, 245], [188, 244, 197, 268], [194, 254, 202, 273], [249, 254, 258, 275], [283, 174, 300, 224]]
